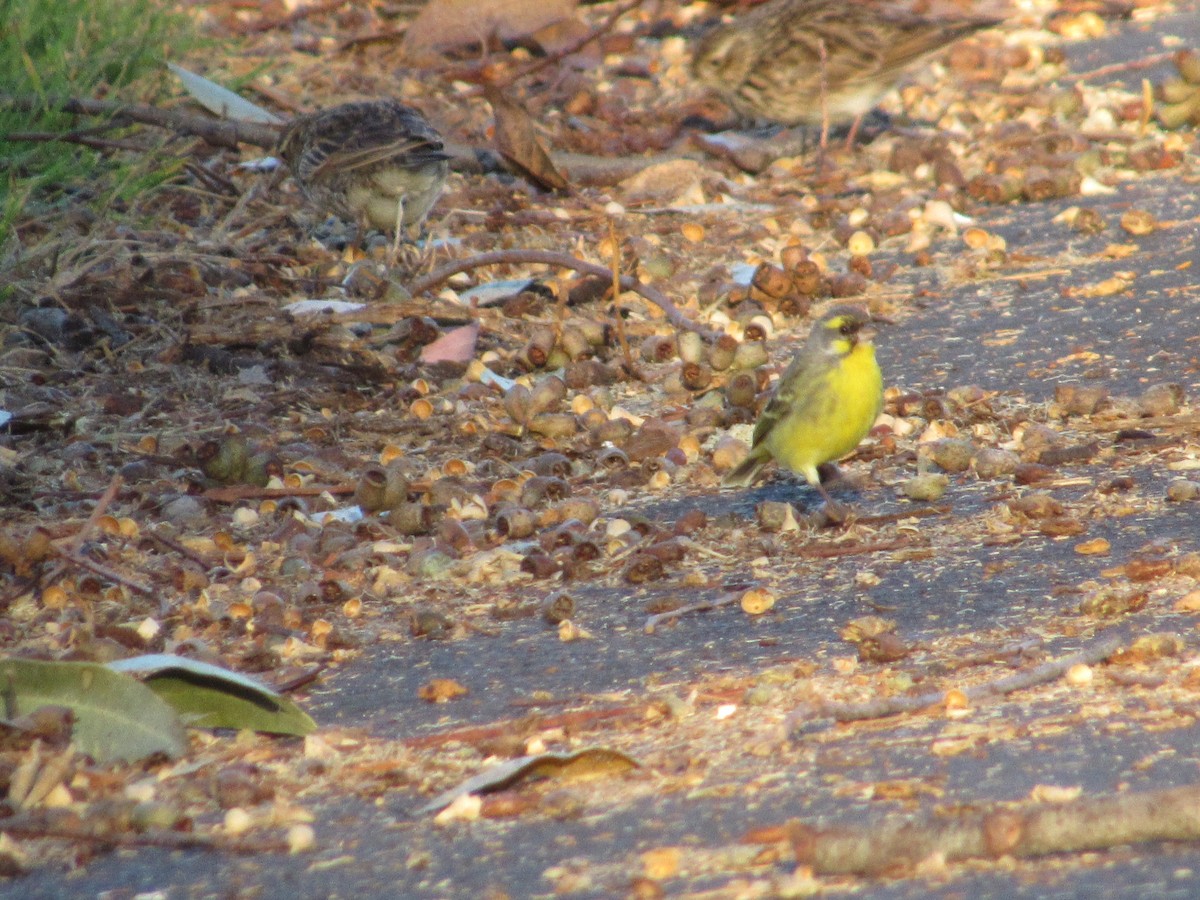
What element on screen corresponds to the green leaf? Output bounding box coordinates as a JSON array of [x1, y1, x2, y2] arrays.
[[0, 657, 187, 763], [108, 655, 316, 736]]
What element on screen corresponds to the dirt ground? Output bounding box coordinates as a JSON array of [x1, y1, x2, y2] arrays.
[[4, 0, 1200, 897]]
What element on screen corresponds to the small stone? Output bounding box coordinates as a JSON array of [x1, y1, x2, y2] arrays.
[[902, 473, 948, 501], [1166, 479, 1200, 502], [973, 448, 1020, 480], [162, 495, 206, 526], [923, 438, 974, 473]]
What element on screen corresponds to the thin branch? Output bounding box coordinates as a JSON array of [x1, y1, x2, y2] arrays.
[[790, 631, 1126, 727], [406, 249, 715, 336], [52, 548, 154, 597], [644, 590, 742, 633], [1, 95, 280, 149], [784, 782, 1200, 876]]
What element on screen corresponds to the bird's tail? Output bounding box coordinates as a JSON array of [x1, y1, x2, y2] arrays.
[[723, 451, 767, 488]]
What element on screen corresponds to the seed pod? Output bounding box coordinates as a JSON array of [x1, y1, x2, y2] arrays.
[[439, 519, 474, 553], [521, 327, 556, 369], [597, 446, 630, 471], [354, 465, 390, 512], [529, 375, 567, 417], [732, 341, 768, 370], [591, 417, 633, 446], [392, 501, 434, 535], [495, 504, 535, 540], [623, 552, 665, 584], [541, 591, 575, 624], [681, 360, 713, 392], [559, 327, 592, 361], [780, 244, 808, 270], [1177, 48, 1200, 84], [527, 413, 578, 439], [520, 550, 560, 579], [552, 497, 600, 526], [708, 334, 738, 371], [571, 538, 600, 562], [579, 408, 608, 431], [520, 475, 569, 507], [792, 260, 826, 296], [504, 384, 532, 426], [966, 173, 1022, 204], [725, 371, 759, 410], [674, 508, 707, 536], [640, 334, 676, 363], [529, 452, 572, 478], [751, 263, 793, 299], [741, 315, 773, 342], [1159, 77, 1196, 105], [676, 330, 706, 365]]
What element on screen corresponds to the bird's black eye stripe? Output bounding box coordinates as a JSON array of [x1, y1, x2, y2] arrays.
[[839, 322, 855, 336]]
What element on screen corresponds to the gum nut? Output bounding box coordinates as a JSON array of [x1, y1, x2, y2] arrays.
[[676, 330, 706, 365], [923, 439, 974, 473], [712, 435, 749, 471], [846, 231, 875, 255], [973, 448, 1020, 480], [902, 473, 949, 501]]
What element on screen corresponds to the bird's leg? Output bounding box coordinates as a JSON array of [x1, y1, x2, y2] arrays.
[[812, 473, 849, 525], [390, 196, 406, 265], [845, 114, 865, 151]]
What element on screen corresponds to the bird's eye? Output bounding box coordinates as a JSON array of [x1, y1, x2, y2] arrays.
[[839, 322, 854, 336]]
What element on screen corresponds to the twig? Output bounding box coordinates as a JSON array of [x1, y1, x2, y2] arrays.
[[793, 631, 1125, 726], [0, 814, 287, 853], [498, 0, 646, 88], [406, 249, 715, 336], [202, 484, 355, 503], [68, 473, 123, 553], [1064, 51, 1174, 83], [145, 529, 212, 570], [52, 548, 154, 597], [644, 590, 743, 633], [1, 95, 280, 149], [784, 782, 1200, 876], [796, 538, 926, 560]]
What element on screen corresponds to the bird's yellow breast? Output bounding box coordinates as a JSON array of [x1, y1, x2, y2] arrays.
[[765, 342, 882, 480]]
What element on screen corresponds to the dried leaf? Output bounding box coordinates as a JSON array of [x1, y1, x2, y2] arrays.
[[420, 322, 480, 364], [483, 85, 569, 192], [419, 746, 639, 814]]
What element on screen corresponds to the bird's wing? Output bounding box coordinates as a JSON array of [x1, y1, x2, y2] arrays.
[[750, 348, 832, 448]]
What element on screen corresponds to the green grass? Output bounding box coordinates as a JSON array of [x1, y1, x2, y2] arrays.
[[1, 0, 198, 244]]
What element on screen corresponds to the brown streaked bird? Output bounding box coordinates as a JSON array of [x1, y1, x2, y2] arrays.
[[692, 0, 1002, 144], [276, 99, 449, 245]]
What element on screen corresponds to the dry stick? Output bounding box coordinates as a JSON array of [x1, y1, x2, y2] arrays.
[[53, 548, 154, 597], [798, 631, 1126, 725], [68, 473, 123, 553], [1064, 51, 1175, 83], [0, 814, 287, 854], [0, 95, 280, 150], [644, 590, 743, 633], [503, 0, 645, 87], [607, 219, 637, 371], [407, 249, 715, 337], [788, 781, 1200, 876]]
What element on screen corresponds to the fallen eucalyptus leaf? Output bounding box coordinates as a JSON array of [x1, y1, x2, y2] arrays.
[[108, 655, 316, 736], [167, 62, 283, 125], [0, 657, 187, 763], [419, 746, 639, 814]]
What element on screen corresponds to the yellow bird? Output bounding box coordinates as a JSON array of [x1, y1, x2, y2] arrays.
[[724, 306, 883, 505]]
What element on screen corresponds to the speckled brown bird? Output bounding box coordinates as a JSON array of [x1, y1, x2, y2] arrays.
[[276, 99, 449, 241], [692, 0, 1001, 141]]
